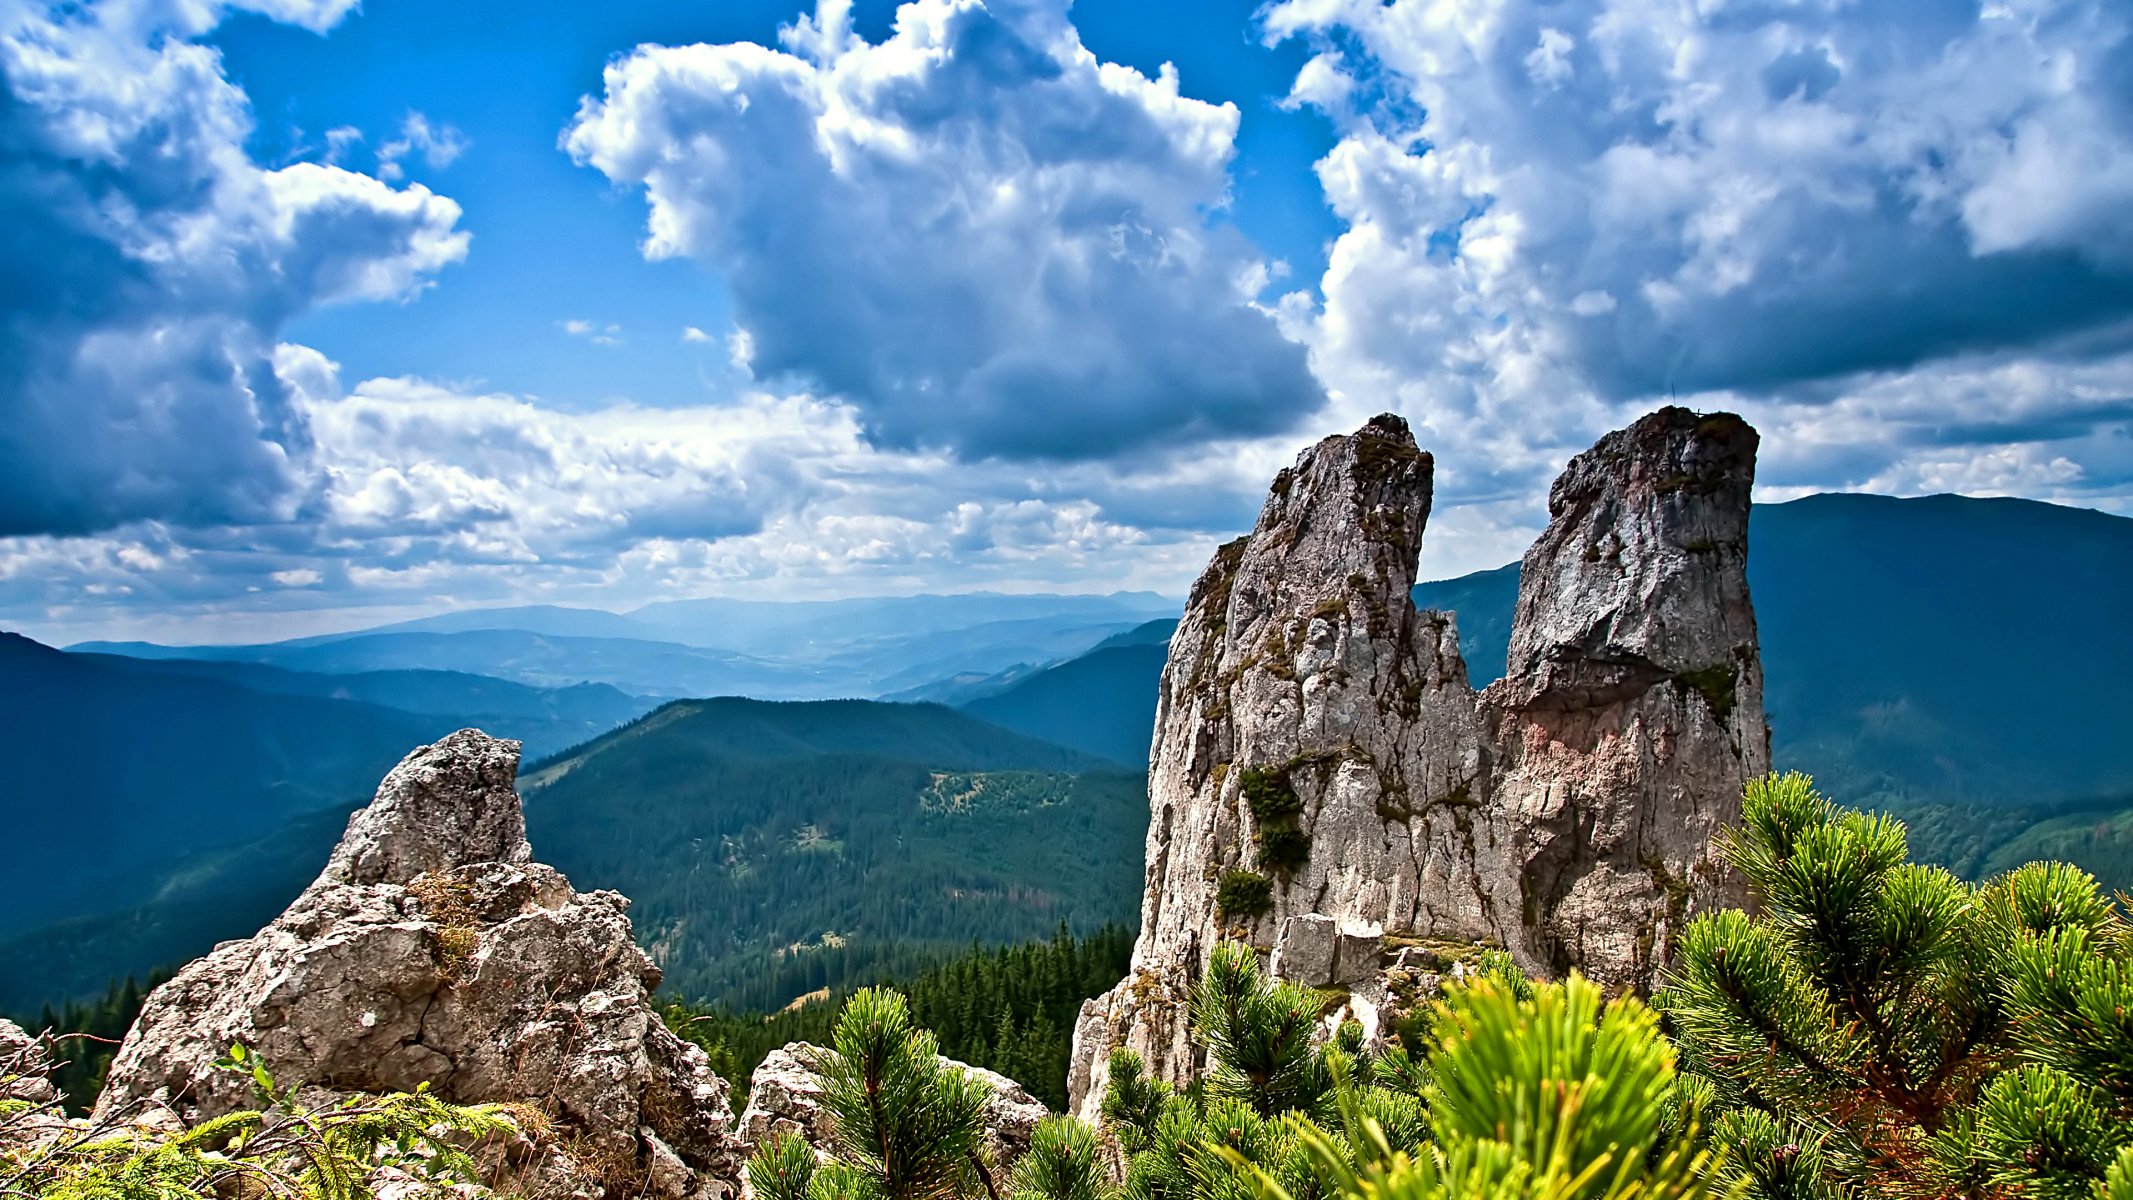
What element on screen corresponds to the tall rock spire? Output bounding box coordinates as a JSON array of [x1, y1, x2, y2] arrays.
[[1066, 407, 1766, 1120], [1482, 406, 1766, 985]]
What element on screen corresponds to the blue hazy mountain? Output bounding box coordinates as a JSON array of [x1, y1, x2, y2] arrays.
[[0, 632, 443, 938], [72, 592, 1181, 701], [67, 652, 656, 755]]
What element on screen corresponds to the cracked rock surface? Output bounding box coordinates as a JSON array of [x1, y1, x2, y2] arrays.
[[1068, 408, 1767, 1118], [95, 729, 742, 1199]]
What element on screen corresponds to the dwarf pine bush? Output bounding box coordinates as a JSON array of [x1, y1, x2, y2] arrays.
[[1657, 772, 2133, 1200]]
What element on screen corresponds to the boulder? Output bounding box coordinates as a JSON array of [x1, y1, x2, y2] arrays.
[[0, 1018, 65, 1154], [94, 730, 743, 1199]]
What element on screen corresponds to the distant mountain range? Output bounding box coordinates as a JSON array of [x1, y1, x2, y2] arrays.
[[72, 592, 1179, 701], [8, 497, 2133, 1010]]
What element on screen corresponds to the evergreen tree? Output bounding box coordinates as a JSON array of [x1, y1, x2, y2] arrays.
[[1658, 772, 2133, 1200], [811, 988, 995, 1200]]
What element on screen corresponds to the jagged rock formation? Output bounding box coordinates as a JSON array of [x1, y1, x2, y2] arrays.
[[1481, 410, 1764, 980], [95, 730, 743, 1199], [736, 1044, 1047, 1179], [1067, 408, 1767, 1119]]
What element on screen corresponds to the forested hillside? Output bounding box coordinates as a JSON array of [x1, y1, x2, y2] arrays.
[[0, 697, 1147, 1012], [521, 699, 1146, 1005], [0, 633, 439, 938]]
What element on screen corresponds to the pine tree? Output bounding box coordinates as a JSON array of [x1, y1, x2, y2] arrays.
[[1657, 772, 2133, 1200], [811, 987, 995, 1200]]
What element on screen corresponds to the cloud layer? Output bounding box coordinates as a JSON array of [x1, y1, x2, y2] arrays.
[[1266, 0, 2133, 505], [565, 0, 1323, 460], [0, 0, 467, 537]]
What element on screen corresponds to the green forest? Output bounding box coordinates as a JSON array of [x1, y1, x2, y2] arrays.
[[519, 698, 1148, 1006], [663, 925, 1132, 1110]]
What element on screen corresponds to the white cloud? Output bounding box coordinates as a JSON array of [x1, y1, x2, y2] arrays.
[[564, 0, 1323, 461], [0, 0, 468, 538], [681, 326, 713, 344], [0, 342, 1284, 642], [562, 319, 623, 346], [1261, 0, 2133, 518]]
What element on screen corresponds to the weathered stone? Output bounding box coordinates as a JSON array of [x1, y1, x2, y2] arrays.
[[735, 1043, 1047, 1184], [1067, 407, 1765, 1118], [95, 730, 743, 1200], [0, 1018, 67, 1155], [736, 1045, 834, 1158], [1332, 931, 1383, 986], [1480, 408, 1765, 986], [0, 1018, 55, 1109], [1271, 915, 1338, 986]]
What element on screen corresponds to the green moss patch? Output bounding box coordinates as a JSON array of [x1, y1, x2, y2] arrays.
[[1216, 868, 1274, 919]]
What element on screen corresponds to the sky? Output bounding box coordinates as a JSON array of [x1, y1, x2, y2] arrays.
[[1, 0, 2130, 645]]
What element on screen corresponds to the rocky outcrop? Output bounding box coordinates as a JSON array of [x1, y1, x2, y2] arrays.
[[1481, 409, 1765, 983], [94, 730, 743, 1199], [736, 1043, 1047, 1179], [0, 1018, 64, 1153], [0, 1019, 56, 1110], [1067, 408, 1766, 1119]]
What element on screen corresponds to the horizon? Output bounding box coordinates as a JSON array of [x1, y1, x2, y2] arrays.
[[11, 487, 2123, 648], [5, 0, 2130, 647]]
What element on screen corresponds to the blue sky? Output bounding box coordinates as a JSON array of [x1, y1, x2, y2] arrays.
[[3, 0, 2131, 643], [214, 0, 1340, 414]]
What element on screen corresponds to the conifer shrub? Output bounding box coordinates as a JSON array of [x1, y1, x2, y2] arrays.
[[811, 987, 993, 1200], [0, 1041, 529, 1199], [1658, 771, 2133, 1200]]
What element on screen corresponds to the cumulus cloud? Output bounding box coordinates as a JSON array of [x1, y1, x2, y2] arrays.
[[0, 0, 468, 538], [1263, 0, 2133, 513], [564, 0, 1323, 461]]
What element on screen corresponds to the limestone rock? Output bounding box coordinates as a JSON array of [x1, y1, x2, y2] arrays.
[[0, 1018, 66, 1155], [735, 1043, 1047, 1183], [735, 1046, 834, 1157], [1067, 407, 1765, 1118], [1481, 408, 1766, 985], [94, 730, 742, 1200]]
